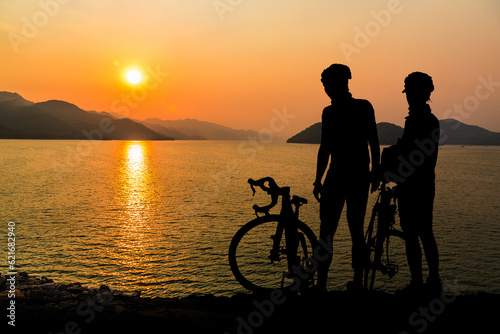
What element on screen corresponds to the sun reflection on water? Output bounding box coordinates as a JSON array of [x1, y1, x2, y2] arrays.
[[120, 141, 157, 219], [114, 141, 159, 278]]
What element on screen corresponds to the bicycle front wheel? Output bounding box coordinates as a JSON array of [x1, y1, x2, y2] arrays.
[[228, 215, 318, 293]]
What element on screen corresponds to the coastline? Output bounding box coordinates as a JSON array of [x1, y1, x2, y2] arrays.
[[1, 273, 499, 334]]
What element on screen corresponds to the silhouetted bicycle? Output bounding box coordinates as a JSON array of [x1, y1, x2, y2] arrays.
[[364, 183, 406, 291], [229, 177, 319, 293]]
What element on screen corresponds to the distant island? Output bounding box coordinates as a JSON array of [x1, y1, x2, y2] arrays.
[[287, 120, 500, 146], [0, 92, 262, 141]]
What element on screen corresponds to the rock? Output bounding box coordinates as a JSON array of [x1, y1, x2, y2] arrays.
[[82, 287, 95, 296], [96, 291, 113, 305], [14, 289, 25, 299], [35, 283, 56, 291], [58, 300, 79, 310], [54, 290, 74, 301], [29, 289, 52, 302], [41, 276, 54, 284], [66, 283, 85, 294], [131, 291, 141, 298], [99, 285, 111, 293], [18, 273, 29, 284], [112, 290, 124, 297], [66, 287, 84, 294], [29, 278, 41, 286]]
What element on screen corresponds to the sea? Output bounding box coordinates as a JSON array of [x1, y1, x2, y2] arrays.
[[1, 140, 499, 297]]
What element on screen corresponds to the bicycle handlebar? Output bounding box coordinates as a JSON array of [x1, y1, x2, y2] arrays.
[[248, 178, 280, 216], [248, 177, 307, 216], [248, 177, 279, 196], [291, 195, 308, 206]]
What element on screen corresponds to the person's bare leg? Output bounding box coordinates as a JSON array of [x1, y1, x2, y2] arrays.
[[317, 190, 344, 290], [346, 181, 369, 286]]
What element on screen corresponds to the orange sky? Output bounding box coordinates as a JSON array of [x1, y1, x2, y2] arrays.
[[1, 0, 500, 137]]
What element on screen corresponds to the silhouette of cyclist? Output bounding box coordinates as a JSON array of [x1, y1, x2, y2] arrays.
[[313, 64, 380, 291], [390, 72, 441, 295]]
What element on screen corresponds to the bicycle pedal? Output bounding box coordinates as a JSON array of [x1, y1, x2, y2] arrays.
[[386, 264, 399, 278]]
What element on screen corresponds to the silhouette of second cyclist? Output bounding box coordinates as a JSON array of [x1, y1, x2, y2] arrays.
[[388, 72, 441, 295]]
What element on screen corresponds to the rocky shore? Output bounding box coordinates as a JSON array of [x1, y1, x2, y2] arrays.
[[1, 273, 499, 333]]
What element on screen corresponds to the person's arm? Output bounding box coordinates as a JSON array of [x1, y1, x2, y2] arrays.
[[313, 111, 331, 202], [366, 102, 380, 192], [315, 144, 329, 181]]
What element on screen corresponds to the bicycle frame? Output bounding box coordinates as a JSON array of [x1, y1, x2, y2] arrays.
[[373, 185, 397, 265], [364, 182, 402, 290], [248, 178, 308, 274]]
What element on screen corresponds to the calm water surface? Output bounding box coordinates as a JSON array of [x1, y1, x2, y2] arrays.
[[0, 140, 499, 297]]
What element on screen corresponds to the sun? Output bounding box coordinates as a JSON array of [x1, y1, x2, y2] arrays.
[[125, 69, 143, 85]]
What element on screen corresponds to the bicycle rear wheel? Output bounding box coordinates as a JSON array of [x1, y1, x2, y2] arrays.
[[365, 228, 406, 291], [228, 215, 318, 293]]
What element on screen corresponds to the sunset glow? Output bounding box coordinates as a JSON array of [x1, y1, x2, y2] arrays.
[[2, 2, 500, 329], [1, 1, 499, 137]]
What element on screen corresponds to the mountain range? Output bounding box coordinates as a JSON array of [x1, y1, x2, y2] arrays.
[[287, 120, 500, 146], [0, 92, 261, 141], [0, 92, 170, 140], [141, 118, 261, 141]]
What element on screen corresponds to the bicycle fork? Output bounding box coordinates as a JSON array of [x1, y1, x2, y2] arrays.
[[269, 190, 299, 266], [268, 188, 314, 289]]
